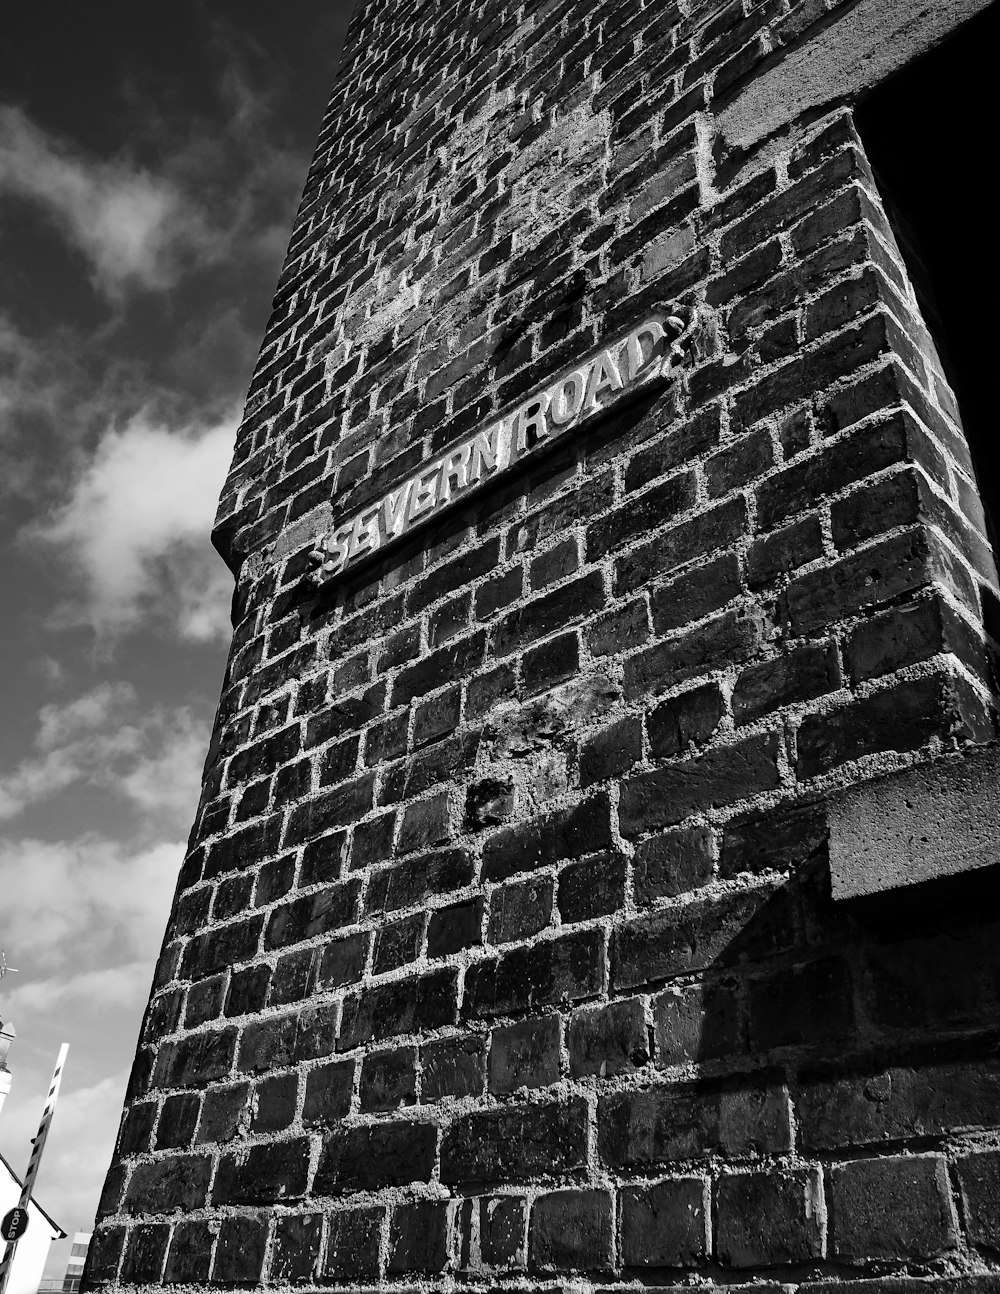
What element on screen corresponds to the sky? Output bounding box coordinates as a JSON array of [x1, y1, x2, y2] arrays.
[[0, 1, 354, 1274]]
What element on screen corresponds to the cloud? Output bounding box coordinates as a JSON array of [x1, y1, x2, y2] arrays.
[[0, 834, 181, 974], [0, 106, 213, 297], [28, 411, 237, 644], [0, 683, 208, 825]]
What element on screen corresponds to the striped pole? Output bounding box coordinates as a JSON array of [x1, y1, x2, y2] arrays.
[[0, 1044, 69, 1294]]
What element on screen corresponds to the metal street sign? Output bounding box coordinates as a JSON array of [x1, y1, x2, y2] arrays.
[[0, 1212, 27, 1244]]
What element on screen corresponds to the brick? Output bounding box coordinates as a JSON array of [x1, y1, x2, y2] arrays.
[[491, 572, 606, 656], [483, 794, 613, 881], [599, 1075, 791, 1167], [212, 1217, 267, 1285], [465, 928, 605, 1017], [655, 977, 745, 1064], [720, 802, 828, 878], [557, 850, 627, 921], [795, 1057, 1000, 1152], [316, 932, 368, 989], [388, 1201, 451, 1273], [163, 1220, 214, 1283], [831, 1154, 956, 1260], [796, 672, 984, 779], [749, 956, 854, 1050], [283, 774, 375, 846], [120, 1224, 170, 1284], [957, 1150, 1000, 1250], [421, 1035, 485, 1101], [523, 629, 580, 692], [746, 515, 824, 587], [250, 1072, 297, 1132], [302, 1059, 354, 1125], [489, 1014, 561, 1094], [270, 1214, 322, 1283], [568, 998, 649, 1078], [650, 551, 743, 634], [124, 1154, 212, 1214], [213, 1137, 310, 1203], [614, 881, 793, 990], [365, 847, 474, 913], [732, 643, 840, 724], [615, 495, 747, 596], [339, 967, 458, 1048], [579, 715, 642, 787], [314, 1119, 437, 1192], [530, 1190, 613, 1273], [717, 1168, 825, 1266], [633, 824, 714, 904], [427, 897, 483, 957], [619, 733, 781, 835], [587, 598, 650, 657], [372, 911, 424, 973], [392, 631, 487, 705], [587, 471, 696, 559], [397, 789, 452, 853], [359, 1046, 416, 1111], [322, 1208, 384, 1282], [647, 682, 726, 757], [620, 1177, 708, 1266], [195, 1082, 249, 1145], [264, 879, 360, 950], [458, 1196, 526, 1270], [488, 874, 553, 943], [441, 1099, 589, 1183]]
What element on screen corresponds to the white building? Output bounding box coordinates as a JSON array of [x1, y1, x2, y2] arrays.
[[0, 1152, 65, 1294]]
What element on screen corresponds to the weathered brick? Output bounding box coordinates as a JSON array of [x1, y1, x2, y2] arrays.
[[717, 1168, 825, 1266], [339, 967, 458, 1048], [465, 928, 605, 1017], [957, 1150, 1000, 1251], [388, 1201, 451, 1273], [483, 794, 613, 881], [359, 1045, 417, 1111], [213, 1137, 310, 1204], [530, 1190, 613, 1272], [322, 1208, 384, 1282], [270, 1214, 323, 1283], [831, 1154, 957, 1260], [633, 824, 715, 904], [620, 1176, 708, 1266], [441, 1099, 589, 1183], [315, 1119, 438, 1192], [568, 997, 649, 1078], [421, 1035, 485, 1101], [488, 874, 553, 943]]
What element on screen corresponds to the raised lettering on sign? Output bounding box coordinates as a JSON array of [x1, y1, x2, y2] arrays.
[[307, 309, 696, 586]]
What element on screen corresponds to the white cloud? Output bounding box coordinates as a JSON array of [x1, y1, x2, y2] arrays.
[[28, 411, 237, 644], [0, 683, 208, 825], [0, 835, 181, 974], [0, 106, 214, 297]]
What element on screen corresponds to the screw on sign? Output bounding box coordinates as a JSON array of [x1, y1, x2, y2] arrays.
[[0, 1213, 26, 1244]]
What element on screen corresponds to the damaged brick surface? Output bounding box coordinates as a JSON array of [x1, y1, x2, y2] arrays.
[[87, 0, 1000, 1292]]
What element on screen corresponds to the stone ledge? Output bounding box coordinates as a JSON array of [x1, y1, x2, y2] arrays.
[[828, 743, 1000, 901]]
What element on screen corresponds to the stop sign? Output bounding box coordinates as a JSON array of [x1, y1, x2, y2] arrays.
[[1, 1207, 28, 1241]]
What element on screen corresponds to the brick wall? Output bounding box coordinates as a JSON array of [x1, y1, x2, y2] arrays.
[[86, 1, 1000, 1292]]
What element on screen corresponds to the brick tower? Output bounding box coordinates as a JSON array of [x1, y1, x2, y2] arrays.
[[86, 0, 1000, 1291]]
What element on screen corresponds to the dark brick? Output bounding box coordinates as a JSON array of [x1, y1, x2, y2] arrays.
[[388, 1201, 450, 1273], [746, 515, 824, 587], [322, 1208, 384, 1282], [957, 1150, 1000, 1251], [625, 607, 764, 699], [163, 1220, 214, 1284], [557, 851, 627, 921], [365, 847, 474, 913], [250, 1071, 297, 1132], [302, 1059, 354, 1126], [270, 1213, 322, 1283], [491, 572, 605, 656], [152, 1027, 237, 1090], [720, 802, 827, 878], [483, 794, 613, 881], [120, 1224, 170, 1284], [315, 1119, 437, 1192], [212, 1217, 268, 1285], [412, 684, 461, 746], [124, 1154, 212, 1214], [621, 1176, 708, 1266], [84, 1226, 125, 1284], [599, 1075, 792, 1167], [316, 931, 368, 989], [264, 879, 360, 950], [717, 1168, 825, 1266], [441, 1098, 589, 1183], [397, 790, 451, 853], [522, 629, 580, 693], [796, 672, 984, 779], [466, 775, 515, 829], [458, 1195, 526, 1270], [531, 1190, 613, 1272], [650, 551, 743, 634], [283, 774, 375, 846], [372, 911, 424, 973], [237, 1003, 338, 1072], [213, 1137, 310, 1203], [360, 1046, 417, 1111], [655, 978, 745, 1064], [831, 1155, 956, 1260], [392, 631, 487, 705], [633, 825, 715, 904], [613, 882, 792, 990], [587, 598, 650, 657], [749, 956, 854, 1050], [488, 874, 553, 943], [428, 897, 484, 957], [489, 1014, 561, 1094], [421, 1035, 485, 1101], [619, 733, 781, 835], [195, 1082, 249, 1145], [465, 928, 605, 1018], [614, 496, 747, 597], [568, 998, 649, 1078], [118, 1101, 156, 1156], [579, 716, 642, 787], [338, 967, 459, 1048], [647, 681, 726, 757], [587, 472, 696, 560], [733, 643, 840, 724]]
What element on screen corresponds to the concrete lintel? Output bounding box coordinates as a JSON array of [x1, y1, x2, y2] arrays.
[[717, 0, 996, 151], [828, 743, 1000, 901]]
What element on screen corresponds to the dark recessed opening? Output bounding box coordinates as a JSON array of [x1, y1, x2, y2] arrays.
[[855, 2, 1000, 566]]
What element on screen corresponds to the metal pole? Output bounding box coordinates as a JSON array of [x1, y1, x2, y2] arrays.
[[0, 1044, 69, 1294]]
